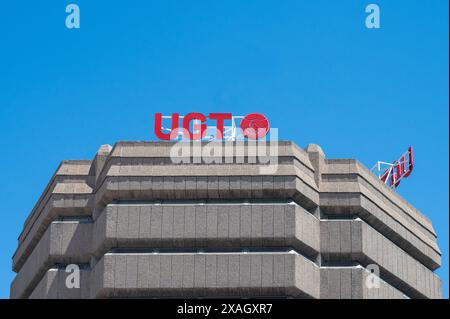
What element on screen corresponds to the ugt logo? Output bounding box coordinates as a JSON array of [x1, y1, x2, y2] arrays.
[[154, 113, 270, 141]]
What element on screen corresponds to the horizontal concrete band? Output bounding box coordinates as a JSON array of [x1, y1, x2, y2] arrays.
[[107, 141, 312, 158], [93, 155, 309, 167], [16, 218, 440, 298], [92, 203, 320, 258], [20, 174, 94, 243], [93, 170, 437, 253], [324, 159, 435, 233], [103, 142, 315, 178], [17, 142, 435, 250], [320, 267, 408, 299], [29, 268, 91, 299], [91, 252, 320, 298], [15, 141, 318, 265], [104, 141, 435, 236], [96, 162, 316, 188], [95, 175, 319, 212], [11, 222, 91, 299], [14, 188, 439, 286], [95, 175, 437, 257], [321, 220, 442, 299], [13, 194, 93, 273], [98, 156, 433, 240], [15, 173, 320, 273], [13, 202, 320, 299], [320, 193, 441, 270], [321, 179, 436, 243], [13, 176, 318, 271], [28, 258, 406, 299]]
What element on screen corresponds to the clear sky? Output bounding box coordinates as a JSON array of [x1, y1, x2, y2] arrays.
[[0, 1, 448, 298]]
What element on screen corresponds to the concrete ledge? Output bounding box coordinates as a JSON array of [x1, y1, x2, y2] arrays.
[[94, 141, 315, 187], [12, 194, 94, 273], [90, 252, 320, 299], [19, 179, 93, 245], [321, 220, 442, 299], [20, 161, 93, 244], [321, 180, 436, 243], [320, 267, 408, 299], [92, 203, 320, 259], [95, 175, 320, 213], [323, 159, 435, 237], [320, 193, 441, 271], [29, 268, 90, 299], [11, 222, 92, 299], [108, 141, 313, 164]]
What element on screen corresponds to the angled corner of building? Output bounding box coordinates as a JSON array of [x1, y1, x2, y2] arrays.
[[10, 141, 442, 299]]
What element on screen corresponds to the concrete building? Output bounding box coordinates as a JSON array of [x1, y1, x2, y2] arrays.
[[10, 141, 442, 299]]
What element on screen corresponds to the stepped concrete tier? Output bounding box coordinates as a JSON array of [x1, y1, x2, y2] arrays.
[[10, 141, 442, 299]]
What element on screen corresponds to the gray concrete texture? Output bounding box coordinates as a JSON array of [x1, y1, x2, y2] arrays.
[[10, 141, 442, 298], [320, 219, 441, 298], [89, 252, 319, 298], [91, 203, 320, 258]]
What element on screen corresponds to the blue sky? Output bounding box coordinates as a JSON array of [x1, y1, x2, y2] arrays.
[[0, 1, 448, 298]]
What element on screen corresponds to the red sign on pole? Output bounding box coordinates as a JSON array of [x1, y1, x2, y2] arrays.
[[376, 146, 414, 189]]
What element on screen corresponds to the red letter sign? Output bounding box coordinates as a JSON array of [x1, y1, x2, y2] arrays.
[[380, 146, 414, 188], [182, 112, 207, 140], [154, 113, 179, 140], [209, 113, 232, 139], [154, 112, 270, 140], [240, 113, 270, 139]]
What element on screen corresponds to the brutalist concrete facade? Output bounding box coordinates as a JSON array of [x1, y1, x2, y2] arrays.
[[10, 141, 442, 299]]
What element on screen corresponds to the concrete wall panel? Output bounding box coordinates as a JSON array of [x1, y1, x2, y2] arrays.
[[90, 252, 319, 299], [321, 219, 441, 299], [91, 203, 319, 260]]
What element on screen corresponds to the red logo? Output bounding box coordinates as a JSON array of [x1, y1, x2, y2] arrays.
[[154, 113, 270, 140], [379, 146, 414, 188], [240, 113, 270, 139]]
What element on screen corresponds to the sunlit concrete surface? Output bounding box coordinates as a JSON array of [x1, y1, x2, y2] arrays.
[[10, 142, 442, 299]]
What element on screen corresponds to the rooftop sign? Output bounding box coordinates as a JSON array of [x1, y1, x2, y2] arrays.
[[154, 113, 270, 141], [371, 146, 414, 189]]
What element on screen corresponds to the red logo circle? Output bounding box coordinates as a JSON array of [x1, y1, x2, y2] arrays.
[[240, 113, 270, 139]]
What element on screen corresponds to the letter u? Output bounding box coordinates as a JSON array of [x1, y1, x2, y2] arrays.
[[154, 113, 179, 140]]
